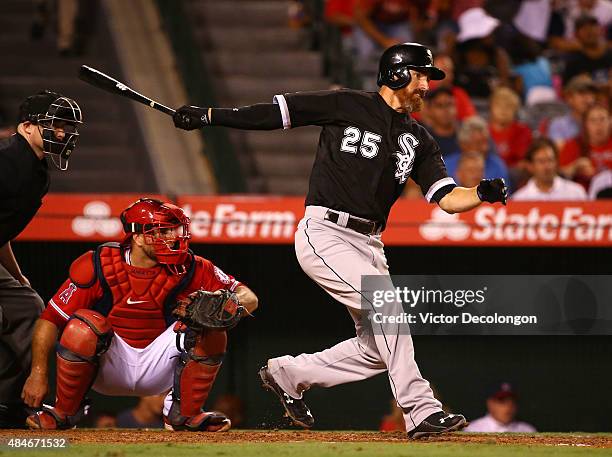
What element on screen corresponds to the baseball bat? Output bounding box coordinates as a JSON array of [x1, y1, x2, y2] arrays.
[[78, 65, 175, 116]]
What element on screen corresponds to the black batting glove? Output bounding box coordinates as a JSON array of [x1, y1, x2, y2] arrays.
[[173, 105, 210, 130], [477, 178, 508, 205]]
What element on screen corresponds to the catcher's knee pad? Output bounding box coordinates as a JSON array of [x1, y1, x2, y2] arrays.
[[53, 309, 112, 420], [59, 309, 113, 362], [168, 328, 227, 424]]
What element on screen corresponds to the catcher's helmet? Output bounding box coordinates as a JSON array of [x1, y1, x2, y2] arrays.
[[120, 198, 191, 274], [18, 90, 83, 171], [377, 43, 445, 90]]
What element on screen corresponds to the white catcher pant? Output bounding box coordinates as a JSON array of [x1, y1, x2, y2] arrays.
[[91, 323, 179, 415], [267, 206, 442, 432]]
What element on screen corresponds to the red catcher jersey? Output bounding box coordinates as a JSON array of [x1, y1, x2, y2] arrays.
[[42, 251, 241, 348]]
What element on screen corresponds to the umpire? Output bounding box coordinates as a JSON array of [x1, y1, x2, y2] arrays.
[[0, 90, 82, 427], [173, 43, 507, 438]]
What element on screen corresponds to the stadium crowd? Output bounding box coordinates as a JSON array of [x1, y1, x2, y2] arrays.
[[321, 0, 612, 200]]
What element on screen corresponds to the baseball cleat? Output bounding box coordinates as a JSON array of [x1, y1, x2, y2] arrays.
[[259, 365, 314, 428], [407, 411, 467, 439], [25, 402, 89, 430], [164, 411, 231, 432]]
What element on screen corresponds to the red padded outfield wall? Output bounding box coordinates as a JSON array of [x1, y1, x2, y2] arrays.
[[17, 194, 612, 246]]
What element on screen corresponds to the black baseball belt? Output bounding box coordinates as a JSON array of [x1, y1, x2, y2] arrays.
[[324, 210, 382, 236]]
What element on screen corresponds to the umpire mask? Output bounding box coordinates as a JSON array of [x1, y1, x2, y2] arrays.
[[20, 91, 83, 171], [37, 96, 83, 170]]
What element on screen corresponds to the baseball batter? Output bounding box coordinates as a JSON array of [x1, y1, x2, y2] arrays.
[[21, 198, 258, 430], [173, 43, 507, 438]]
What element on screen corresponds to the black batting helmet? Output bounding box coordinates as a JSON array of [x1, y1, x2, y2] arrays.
[[377, 43, 445, 90]]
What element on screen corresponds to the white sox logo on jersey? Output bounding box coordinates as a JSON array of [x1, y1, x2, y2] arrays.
[[395, 133, 418, 183]]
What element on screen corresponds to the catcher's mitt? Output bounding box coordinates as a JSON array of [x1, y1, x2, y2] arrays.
[[173, 289, 243, 330]]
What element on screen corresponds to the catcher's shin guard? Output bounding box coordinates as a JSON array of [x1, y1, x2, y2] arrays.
[[165, 327, 230, 432], [27, 310, 112, 430]]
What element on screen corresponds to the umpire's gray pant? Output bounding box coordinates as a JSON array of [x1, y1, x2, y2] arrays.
[[268, 206, 442, 432], [0, 262, 44, 403]]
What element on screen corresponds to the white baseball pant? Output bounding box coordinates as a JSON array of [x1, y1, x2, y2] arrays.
[[267, 205, 442, 431]]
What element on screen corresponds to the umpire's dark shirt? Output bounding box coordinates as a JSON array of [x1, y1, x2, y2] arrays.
[[0, 133, 49, 246]]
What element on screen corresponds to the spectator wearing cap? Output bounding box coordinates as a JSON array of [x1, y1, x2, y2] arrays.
[[465, 383, 536, 433], [562, 15, 612, 85], [512, 138, 587, 201], [560, 104, 612, 186], [489, 87, 533, 170], [422, 87, 460, 156], [546, 75, 598, 148], [453, 7, 512, 98], [444, 116, 511, 186], [1, 90, 82, 428]]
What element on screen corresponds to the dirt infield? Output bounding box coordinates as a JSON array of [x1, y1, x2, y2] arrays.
[[1, 429, 611, 448]]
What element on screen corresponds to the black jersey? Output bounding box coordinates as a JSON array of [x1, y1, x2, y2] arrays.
[[0, 133, 50, 246], [274, 89, 454, 228]]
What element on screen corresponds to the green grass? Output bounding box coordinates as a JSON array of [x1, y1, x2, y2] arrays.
[[3, 441, 612, 457]]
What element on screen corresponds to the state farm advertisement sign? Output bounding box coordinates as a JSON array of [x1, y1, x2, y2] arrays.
[[179, 196, 300, 244], [16, 194, 612, 246]]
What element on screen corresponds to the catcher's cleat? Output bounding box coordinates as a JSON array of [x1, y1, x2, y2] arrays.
[[25, 402, 89, 430], [259, 365, 314, 429], [407, 411, 467, 439], [164, 410, 231, 432]]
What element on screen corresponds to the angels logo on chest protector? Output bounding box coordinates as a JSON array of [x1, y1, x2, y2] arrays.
[[394, 133, 419, 184]]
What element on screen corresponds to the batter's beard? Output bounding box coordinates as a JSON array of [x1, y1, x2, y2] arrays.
[[409, 96, 425, 113], [408, 90, 426, 113]]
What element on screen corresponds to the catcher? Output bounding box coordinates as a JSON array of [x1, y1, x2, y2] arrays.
[[21, 198, 258, 431]]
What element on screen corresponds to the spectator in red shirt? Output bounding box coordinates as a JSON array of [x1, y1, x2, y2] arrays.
[[488, 87, 533, 168], [325, 0, 356, 37], [560, 104, 612, 186]]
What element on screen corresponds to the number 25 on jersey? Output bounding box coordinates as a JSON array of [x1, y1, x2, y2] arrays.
[[340, 126, 382, 159]]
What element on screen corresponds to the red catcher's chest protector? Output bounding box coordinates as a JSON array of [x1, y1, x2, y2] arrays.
[[92, 243, 195, 348]]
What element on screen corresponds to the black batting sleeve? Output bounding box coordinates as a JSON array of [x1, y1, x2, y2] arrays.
[[274, 90, 341, 128], [211, 104, 283, 130], [411, 127, 456, 203], [211, 90, 342, 130]]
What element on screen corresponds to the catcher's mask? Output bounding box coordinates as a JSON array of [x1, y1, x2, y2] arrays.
[[19, 90, 83, 171], [120, 198, 191, 275]]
